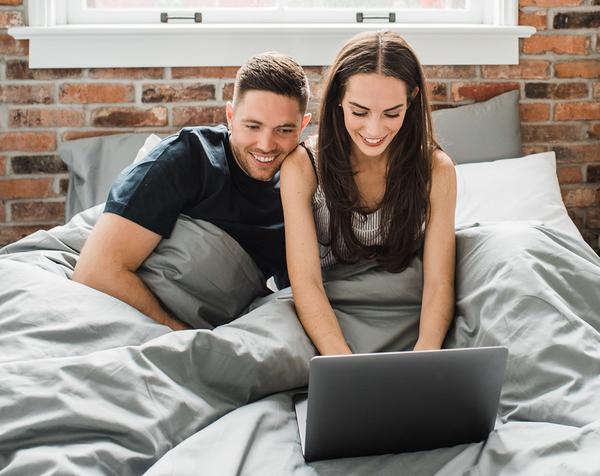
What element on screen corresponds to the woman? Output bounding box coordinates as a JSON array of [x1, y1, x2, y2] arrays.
[[280, 31, 456, 355]]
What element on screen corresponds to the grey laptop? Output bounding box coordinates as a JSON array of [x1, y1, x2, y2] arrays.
[[294, 346, 508, 461]]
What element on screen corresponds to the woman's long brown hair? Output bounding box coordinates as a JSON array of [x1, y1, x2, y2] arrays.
[[317, 31, 436, 272]]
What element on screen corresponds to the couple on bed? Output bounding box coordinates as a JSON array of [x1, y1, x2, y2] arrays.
[[73, 31, 456, 355]]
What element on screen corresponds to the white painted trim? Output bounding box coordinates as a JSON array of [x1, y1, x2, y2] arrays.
[[9, 23, 535, 67]]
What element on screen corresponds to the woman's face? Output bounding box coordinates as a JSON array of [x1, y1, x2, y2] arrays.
[[340, 73, 411, 162]]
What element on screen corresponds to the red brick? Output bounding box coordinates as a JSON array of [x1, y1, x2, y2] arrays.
[[524, 82, 588, 99], [519, 0, 582, 6], [557, 165, 583, 184], [0, 85, 54, 105], [6, 60, 82, 80], [451, 82, 519, 102], [588, 164, 600, 183], [62, 130, 130, 141], [521, 124, 586, 143], [59, 178, 69, 195], [309, 80, 323, 101], [522, 145, 550, 155], [91, 107, 167, 127], [422, 66, 476, 79], [426, 82, 447, 101], [481, 61, 550, 79], [0, 157, 6, 176], [11, 201, 65, 222], [587, 208, 600, 229], [173, 106, 226, 127], [0, 33, 28, 55], [519, 11, 547, 30], [0, 132, 56, 152], [0, 225, 53, 247], [89, 68, 164, 79], [588, 123, 600, 140], [0, 11, 23, 27], [0, 201, 5, 223], [11, 155, 67, 174], [9, 109, 85, 128], [568, 208, 584, 229], [553, 12, 600, 29], [555, 60, 600, 79], [0, 178, 55, 199], [555, 102, 600, 121], [222, 83, 234, 101], [59, 84, 134, 104], [593, 82, 600, 98], [561, 187, 599, 207], [142, 83, 215, 103], [553, 144, 600, 163], [522, 35, 589, 55], [171, 66, 239, 79], [520, 103, 550, 122]]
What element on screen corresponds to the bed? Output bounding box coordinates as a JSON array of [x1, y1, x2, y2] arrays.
[[0, 91, 598, 476]]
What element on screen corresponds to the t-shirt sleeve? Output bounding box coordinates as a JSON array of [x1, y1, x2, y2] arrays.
[[104, 133, 203, 238]]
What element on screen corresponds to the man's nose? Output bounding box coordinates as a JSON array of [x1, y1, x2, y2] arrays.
[[256, 131, 277, 152]]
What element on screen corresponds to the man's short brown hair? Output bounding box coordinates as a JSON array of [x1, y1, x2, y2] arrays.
[[233, 52, 310, 114]]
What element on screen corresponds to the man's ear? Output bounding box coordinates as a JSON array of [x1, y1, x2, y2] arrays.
[[225, 101, 234, 128], [300, 112, 312, 132]]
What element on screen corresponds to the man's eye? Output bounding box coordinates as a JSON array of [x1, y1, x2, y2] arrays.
[[351, 112, 367, 117], [279, 129, 294, 134], [246, 125, 259, 130]]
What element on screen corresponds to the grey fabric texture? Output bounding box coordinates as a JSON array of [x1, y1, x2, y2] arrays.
[[432, 90, 522, 164], [0, 217, 599, 475], [58, 133, 152, 221], [0, 204, 268, 329]]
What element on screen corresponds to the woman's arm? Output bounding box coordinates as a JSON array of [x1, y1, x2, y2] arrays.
[[280, 147, 352, 355], [414, 150, 457, 351]]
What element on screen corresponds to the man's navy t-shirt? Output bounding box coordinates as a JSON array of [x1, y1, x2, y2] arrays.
[[104, 125, 287, 285]]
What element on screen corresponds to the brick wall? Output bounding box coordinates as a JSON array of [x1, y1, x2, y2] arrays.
[[1, 0, 599, 250]]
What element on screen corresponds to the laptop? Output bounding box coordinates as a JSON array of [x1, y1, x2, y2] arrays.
[[294, 346, 508, 461]]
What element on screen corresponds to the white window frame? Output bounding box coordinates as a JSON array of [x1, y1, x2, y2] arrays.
[[66, 1, 485, 25], [9, 0, 535, 68]]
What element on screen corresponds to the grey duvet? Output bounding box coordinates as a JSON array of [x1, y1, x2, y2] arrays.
[[0, 206, 599, 476]]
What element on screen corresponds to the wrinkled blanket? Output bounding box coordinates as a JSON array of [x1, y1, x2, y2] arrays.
[[0, 212, 599, 475]]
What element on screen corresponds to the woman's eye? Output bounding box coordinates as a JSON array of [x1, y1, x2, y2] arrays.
[[351, 112, 367, 117], [385, 113, 400, 118]]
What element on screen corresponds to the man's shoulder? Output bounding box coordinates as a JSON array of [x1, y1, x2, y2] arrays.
[[147, 124, 229, 166]]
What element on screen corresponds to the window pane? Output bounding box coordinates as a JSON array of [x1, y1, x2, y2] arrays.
[[86, 0, 277, 8], [283, 0, 466, 8]]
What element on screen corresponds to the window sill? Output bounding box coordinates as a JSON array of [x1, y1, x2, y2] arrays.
[[9, 24, 536, 68]]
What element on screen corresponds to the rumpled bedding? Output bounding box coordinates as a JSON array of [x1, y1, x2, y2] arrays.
[[0, 206, 599, 476]]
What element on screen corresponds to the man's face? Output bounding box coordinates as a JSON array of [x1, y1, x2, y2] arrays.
[[226, 90, 311, 181]]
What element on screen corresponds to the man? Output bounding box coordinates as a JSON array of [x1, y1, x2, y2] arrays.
[[73, 52, 311, 331]]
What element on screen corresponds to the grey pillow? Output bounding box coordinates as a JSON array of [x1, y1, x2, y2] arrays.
[[138, 214, 269, 329], [432, 90, 521, 164], [58, 133, 153, 221]]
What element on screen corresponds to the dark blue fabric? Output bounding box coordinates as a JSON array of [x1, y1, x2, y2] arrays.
[[104, 125, 287, 286]]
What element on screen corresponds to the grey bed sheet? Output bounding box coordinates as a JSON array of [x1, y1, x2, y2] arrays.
[[0, 209, 599, 475]]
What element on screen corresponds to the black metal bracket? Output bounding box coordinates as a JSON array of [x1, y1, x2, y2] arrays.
[[356, 12, 396, 23], [160, 12, 203, 23]]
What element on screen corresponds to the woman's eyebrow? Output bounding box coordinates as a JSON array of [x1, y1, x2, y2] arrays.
[[348, 101, 405, 112]]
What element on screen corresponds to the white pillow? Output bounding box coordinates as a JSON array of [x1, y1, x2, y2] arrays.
[[133, 133, 163, 164], [455, 151, 582, 240]]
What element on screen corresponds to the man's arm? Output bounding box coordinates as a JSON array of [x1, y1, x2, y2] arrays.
[[73, 212, 190, 331]]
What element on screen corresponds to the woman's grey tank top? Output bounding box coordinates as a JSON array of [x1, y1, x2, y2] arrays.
[[305, 140, 385, 269]]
